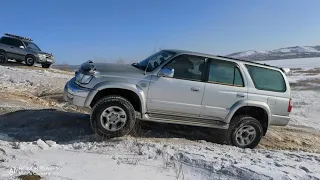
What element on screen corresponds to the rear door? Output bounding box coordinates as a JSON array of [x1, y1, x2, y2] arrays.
[[200, 59, 248, 121], [245, 64, 290, 118]]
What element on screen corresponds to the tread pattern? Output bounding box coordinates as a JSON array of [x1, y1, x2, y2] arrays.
[[25, 55, 35, 66], [221, 115, 263, 148], [90, 95, 136, 138]]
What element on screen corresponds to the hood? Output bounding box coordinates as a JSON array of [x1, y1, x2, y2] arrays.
[[79, 60, 144, 75], [28, 48, 53, 57], [27, 48, 51, 55]]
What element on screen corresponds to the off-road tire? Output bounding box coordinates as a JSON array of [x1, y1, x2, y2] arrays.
[[0, 51, 8, 64], [42, 63, 51, 68], [221, 115, 263, 149], [25, 55, 35, 66], [90, 95, 136, 138]]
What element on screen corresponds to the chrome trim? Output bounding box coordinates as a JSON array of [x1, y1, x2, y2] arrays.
[[144, 113, 229, 129]]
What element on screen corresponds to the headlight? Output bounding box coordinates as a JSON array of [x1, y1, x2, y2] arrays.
[[75, 72, 93, 84], [38, 54, 46, 58]]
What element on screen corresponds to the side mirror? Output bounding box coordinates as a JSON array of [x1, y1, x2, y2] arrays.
[[158, 67, 174, 78], [19, 46, 24, 49]]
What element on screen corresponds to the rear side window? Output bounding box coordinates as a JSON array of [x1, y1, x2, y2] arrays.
[[245, 64, 286, 92], [208, 59, 244, 87], [0, 37, 22, 47]]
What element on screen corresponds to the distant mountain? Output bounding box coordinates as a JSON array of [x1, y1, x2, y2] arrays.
[[227, 45, 320, 61]]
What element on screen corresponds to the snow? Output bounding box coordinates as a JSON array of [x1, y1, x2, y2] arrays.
[[1, 64, 320, 179], [0, 65, 72, 95], [229, 46, 320, 59], [271, 46, 320, 53], [230, 50, 267, 58], [0, 138, 320, 180], [289, 90, 320, 130], [260, 57, 320, 69]]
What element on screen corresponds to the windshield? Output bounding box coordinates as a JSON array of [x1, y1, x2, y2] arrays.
[[23, 41, 41, 51], [133, 50, 176, 72]]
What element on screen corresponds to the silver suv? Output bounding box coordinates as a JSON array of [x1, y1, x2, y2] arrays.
[[0, 33, 54, 68], [64, 49, 292, 148]]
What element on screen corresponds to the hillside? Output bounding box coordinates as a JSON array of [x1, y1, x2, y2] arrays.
[[227, 45, 320, 61]]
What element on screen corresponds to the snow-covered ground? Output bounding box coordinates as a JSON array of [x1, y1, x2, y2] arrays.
[[1, 62, 320, 180], [0, 137, 320, 180]]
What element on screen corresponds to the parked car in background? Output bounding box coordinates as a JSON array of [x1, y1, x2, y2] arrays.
[[0, 33, 54, 68], [63, 49, 292, 148]]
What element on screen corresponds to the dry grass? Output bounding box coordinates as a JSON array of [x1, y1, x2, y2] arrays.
[[294, 68, 320, 74], [259, 126, 320, 153], [290, 78, 320, 90], [17, 172, 42, 180]]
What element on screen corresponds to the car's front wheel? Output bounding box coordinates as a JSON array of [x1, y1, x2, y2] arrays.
[[222, 115, 263, 149], [25, 55, 35, 66], [90, 95, 136, 138]]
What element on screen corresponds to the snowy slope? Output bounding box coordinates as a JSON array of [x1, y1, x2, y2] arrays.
[[0, 137, 320, 180], [1, 65, 320, 179]]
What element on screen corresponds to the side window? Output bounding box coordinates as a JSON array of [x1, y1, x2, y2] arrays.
[[10, 38, 23, 47], [0, 37, 12, 45], [208, 59, 244, 87], [0, 37, 22, 47], [245, 65, 286, 92], [164, 55, 205, 81]]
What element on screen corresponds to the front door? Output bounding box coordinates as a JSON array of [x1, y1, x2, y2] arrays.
[[201, 58, 248, 121], [147, 54, 206, 118]]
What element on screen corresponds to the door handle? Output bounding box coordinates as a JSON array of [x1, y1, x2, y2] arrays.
[[237, 93, 245, 98], [191, 87, 200, 91]]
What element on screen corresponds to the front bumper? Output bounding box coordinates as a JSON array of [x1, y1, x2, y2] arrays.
[[36, 56, 55, 64], [63, 78, 91, 107]]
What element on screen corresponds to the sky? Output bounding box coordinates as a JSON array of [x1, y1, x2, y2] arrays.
[[1, 0, 320, 65]]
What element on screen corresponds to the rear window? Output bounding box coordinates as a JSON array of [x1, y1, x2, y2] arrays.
[[245, 64, 286, 92]]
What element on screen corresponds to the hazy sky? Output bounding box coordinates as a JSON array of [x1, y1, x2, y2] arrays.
[[1, 0, 319, 64]]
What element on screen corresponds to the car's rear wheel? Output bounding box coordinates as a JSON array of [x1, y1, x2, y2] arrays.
[[90, 95, 136, 138], [222, 115, 263, 149], [42, 63, 51, 68], [0, 52, 8, 64], [25, 55, 35, 66]]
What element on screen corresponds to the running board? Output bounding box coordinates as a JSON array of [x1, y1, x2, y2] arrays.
[[142, 113, 229, 129]]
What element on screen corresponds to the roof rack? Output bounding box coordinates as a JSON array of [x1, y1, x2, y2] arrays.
[[215, 55, 286, 71], [216, 55, 273, 66], [4, 33, 33, 41]]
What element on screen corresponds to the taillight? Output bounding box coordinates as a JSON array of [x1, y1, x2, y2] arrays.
[[288, 98, 293, 112]]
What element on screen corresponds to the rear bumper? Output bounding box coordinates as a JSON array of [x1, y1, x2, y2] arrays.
[[63, 78, 91, 107], [269, 114, 290, 126]]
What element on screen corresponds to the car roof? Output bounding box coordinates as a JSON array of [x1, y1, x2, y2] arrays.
[[163, 49, 286, 72]]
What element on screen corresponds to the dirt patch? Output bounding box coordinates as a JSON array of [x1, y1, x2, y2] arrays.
[[259, 126, 320, 153], [290, 78, 320, 90], [294, 68, 320, 74], [18, 173, 42, 180]]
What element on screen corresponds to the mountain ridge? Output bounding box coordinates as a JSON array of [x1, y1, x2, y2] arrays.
[[227, 45, 320, 61]]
